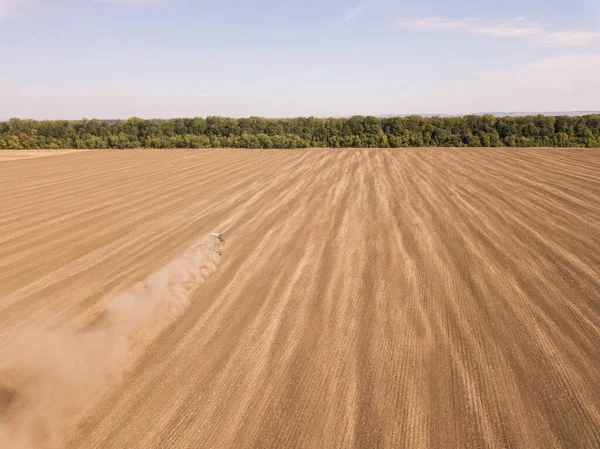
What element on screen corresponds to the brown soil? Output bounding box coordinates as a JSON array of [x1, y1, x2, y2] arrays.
[[0, 148, 598, 448], [0, 150, 86, 161]]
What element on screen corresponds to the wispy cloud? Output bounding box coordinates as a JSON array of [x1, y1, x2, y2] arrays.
[[341, 3, 364, 24], [543, 31, 600, 46], [396, 17, 473, 30], [471, 21, 543, 37], [396, 15, 600, 47], [332, 2, 371, 27]]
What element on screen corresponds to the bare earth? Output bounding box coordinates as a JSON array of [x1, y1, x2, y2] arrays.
[[0, 149, 86, 161], [0, 148, 599, 449]]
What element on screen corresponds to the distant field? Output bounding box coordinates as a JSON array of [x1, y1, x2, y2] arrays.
[[0, 149, 86, 161], [0, 148, 598, 448]]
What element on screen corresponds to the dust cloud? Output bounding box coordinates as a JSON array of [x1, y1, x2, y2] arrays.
[[0, 234, 225, 449]]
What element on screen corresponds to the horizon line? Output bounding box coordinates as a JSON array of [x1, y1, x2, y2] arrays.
[[2, 110, 600, 122]]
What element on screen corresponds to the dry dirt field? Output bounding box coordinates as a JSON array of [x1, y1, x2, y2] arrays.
[[0, 149, 85, 161], [0, 148, 599, 449]]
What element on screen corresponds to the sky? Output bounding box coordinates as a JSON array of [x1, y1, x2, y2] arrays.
[[0, 0, 599, 119]]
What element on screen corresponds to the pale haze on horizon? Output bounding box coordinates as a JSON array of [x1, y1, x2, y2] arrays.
[[1, 0, 599, 120]]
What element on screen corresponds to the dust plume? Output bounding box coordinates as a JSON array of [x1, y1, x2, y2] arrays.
[[0, 234, 225, 449]]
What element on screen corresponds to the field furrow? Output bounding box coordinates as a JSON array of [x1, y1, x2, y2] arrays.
[[0, 148, 598, 449]]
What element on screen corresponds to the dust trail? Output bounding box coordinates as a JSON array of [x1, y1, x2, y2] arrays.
[[0, 234, 225, 449]]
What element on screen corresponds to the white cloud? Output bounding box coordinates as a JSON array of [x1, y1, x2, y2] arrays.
[[332, 2, 368, 26], [543, 30, 600, 46], [397, 15, 600, 47], [341, 4, 364, 24], [471, 22, 543, 37], [396, 16, 472, 30]]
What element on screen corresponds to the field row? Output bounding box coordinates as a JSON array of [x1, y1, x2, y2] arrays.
[[0, 148, 599, 448]]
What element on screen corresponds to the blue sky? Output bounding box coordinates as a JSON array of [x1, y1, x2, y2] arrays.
[[1, 0, 599, 119]]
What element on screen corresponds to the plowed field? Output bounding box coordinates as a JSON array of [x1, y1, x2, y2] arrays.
[[0, 148, 599, 449]]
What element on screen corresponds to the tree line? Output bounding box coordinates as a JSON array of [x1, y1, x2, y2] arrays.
[[1, 115, 600, 149]]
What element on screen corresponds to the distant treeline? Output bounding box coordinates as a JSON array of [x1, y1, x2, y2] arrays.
[[2, 115, 600, 149]]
